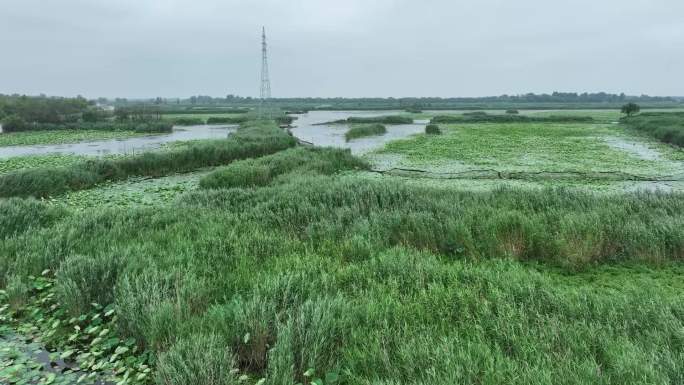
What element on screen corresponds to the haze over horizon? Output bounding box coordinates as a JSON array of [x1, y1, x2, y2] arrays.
[[1, 0, 682, 99]]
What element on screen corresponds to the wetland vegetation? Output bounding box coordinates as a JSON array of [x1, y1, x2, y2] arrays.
[[1, 102, 684, 385], [621, 111, 684, 147], [344, 124, 387, 141], [431, 113, 594, 124], [0, 121, 295, 198]]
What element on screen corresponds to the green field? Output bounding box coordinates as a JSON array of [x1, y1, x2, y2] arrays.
[[1, 112, 684, 385]]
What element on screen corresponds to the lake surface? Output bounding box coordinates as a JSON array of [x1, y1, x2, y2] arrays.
[[0, 111, 427, 159], [289, 110, 427, 154], [0, 125, 236, 158]]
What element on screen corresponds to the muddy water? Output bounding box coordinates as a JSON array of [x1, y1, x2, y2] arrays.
[[289, 111, 427, 154], [0, 125, 236, 159]]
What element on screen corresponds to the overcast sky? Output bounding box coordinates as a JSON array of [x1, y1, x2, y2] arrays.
[[1, 0, 682, 98]]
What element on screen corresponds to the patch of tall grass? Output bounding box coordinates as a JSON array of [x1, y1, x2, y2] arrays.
[[1, 120, 172, 133], [200, 147, 369, 189], [182, 176, 684, 267], [0, 121, 297, 198], [56, 254, 123, 316], [206, 116, 249, 125], [2, 141, 684, 384], [319, 116, 413, 125], [0, 198, 67, 239], [621, 112, 684, 147], [345, 124, 387, 141], [156, 334, 238, 385], [168, 117, 205, 126]]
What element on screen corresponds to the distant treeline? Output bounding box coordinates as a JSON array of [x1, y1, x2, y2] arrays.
[[160, 108, 250, 115], [104, 92, 683, 111], [0, 95, 92, 124], [0, 95, 175, 132]]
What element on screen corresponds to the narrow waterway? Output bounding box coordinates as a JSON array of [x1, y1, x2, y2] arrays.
[[0, 125, 236, 158], [289, 110, 427, 154]]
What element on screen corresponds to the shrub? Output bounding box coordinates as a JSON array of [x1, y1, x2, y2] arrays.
[[506, 109, 519, 114], [425, 124, 441, 135], [2, 115, 28, 132], [621, 102, 640, 117], [55, 254, 123, 316], [156, 334, 239, 385]]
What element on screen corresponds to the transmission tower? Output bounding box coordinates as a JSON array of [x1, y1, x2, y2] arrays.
[[259, 26, 272, 119]]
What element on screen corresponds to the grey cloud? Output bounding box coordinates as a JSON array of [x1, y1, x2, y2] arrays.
[[0, 0, 682, 98]]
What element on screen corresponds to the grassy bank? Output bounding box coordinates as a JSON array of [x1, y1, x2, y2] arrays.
[[0, 121, 296, 198], [344, 124, 387, 141], [621, 112, 684, 147]]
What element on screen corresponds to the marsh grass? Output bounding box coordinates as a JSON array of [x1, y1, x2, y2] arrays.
[[206, 116, 250, 125], [2, 121, 172, 133], [2, 119, 684, 384], [0, 121, 296, 198], [55, 254, 123, 316], [345, 124, 387, 141], [200, 147, 369, 189], [168, 117, 205, 126], [320, 116, 413, 125], [621, 112, 684, 147], [4, 274, 30, 312], [1, 174, 683, 384], [156, 334, 238, 385], [0, 198, 66, 239]]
